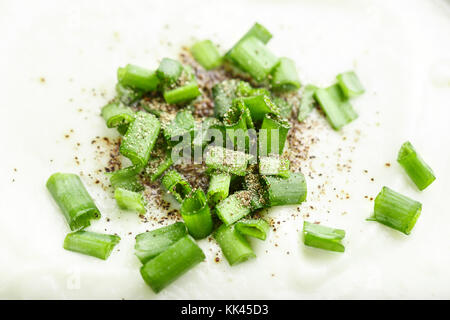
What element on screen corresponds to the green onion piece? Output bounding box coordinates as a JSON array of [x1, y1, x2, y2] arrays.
[[135, 222, 188, 264], [140, 235, 205, 293], [117, 124, 129, 136], [163, 109, 195, 145], [101, 102, 135, 128], [259, 156, 290, 178], [212, 79, 240, 118], [242, 94, 280, 122], [161, 170, 192, 202], [180, 189, 213, 239], [223, 99, 254, 149], [150, 154, 174, 182], [114, 187, 146, 214], [235, 219, 270, 240], [117, 64, 159, 92], [109, 165, 144, 192], [336, 71, 365, 98], [163, 82, 201, 105], [120, 111, 161, 167], [369, 186, 422, 235], [214, 224, 256, 266], [298, 84, 318, 122], [156, 58, 183, 85], [303, 221, 345, 253], [226, 23, 272, 59], [314, 84, 358, 130], [115, 83, 143, 105], [215, 190, 252, 225], [397, 141, 436, 191], [271, 57, 301, 91], [236, 80, 271, 98], [64, 230, 120, 260], [259, 113, 291, 155], [192, 117, 222, 150], [263, 172, 307, 206], [228, 36, 279, 82], [205, 146, 250, 176], [207, 172, 231, 205], [272, 96, 292, 119], [244, 172, 268, 210], [46, 173, 100, 231], [191, 40, 222, 70]]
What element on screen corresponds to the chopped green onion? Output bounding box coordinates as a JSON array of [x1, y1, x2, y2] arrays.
[[298, 84, 317, 122], [259, 113, 291, 155], [214, 224, 256, 266], [161, 170, 192, 202], [223, 99, 254, 149], [235, 219, 270, 240], [117, 123, 129, 136], [397, 141, 435, 190], [114, 187, 146, 214], [207, 172, 231, 205], [336, 71, 364, 98], [271, 57, 301, 91], [163, 82, 201, 105], [191, 40, 222, 70], [259, 156, 290, 178], [314, 84, 358, 130], [64, 230, 120, 260], [150, 154, 174, 182], [135, 222, 188, 264], [369, 186, 422, 235], [242, 94, 280, 122], [101, 102, 135, 128], [303, 221, 345, 252], [212, 79, 240, 118], [120, 111, 161, 167], [237, 22, 272, 45], [180, 189, 213, 239], [140, 235, 205, 293], [228, 36, 279, 82], [205, 146, 250, 176], [115, 83, 143, 105], [163, 109, 195, 145], [192, 117, 222, 150], [46, 173, 100, 231], [272, 96, 292, 119], [236, 80, 270, 98], [156, 58, 183, 85], [109, 165, 144, 192], [263, 172, 307, 206], [215, 190, 252, 225], [117, 64, 159, 92], [243, 172, 268, 210]]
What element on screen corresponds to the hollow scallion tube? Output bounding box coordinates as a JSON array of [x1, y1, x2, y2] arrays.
[[64, 230, 120, 260], [223, 99, 253, 150], [369, 186, 422, 235], [115, 83, 143, 105], [214, 224, 256, 266], [117, 64, 159, 92], [205, 146, 250, 176], [120, 111, 161, 167], [271, 57, 301, 91], [235, 219, 270, 240], [303, 221, 345, 252], [259, 156, 290, 178], [114, 187, 146, 214], [298, 84, 317, 122], [163, 109, 195, 146], [161, 170, 192, 202], [207, 172, 231, 205], [263, 172, 307, 206], [101, 102, 135, 128], [212, 79, 240, 118], [336, 71, 365, 98], [163, 82, 201, 105], [109, 165, 144, 192], [191, 40, 222, 70], [156, 58, 183, 85], [180, 189, 213, 239], [397, 141, 435, 190], [215, 190, 252, 225], [135, 222, 188, 264], [226, 23, 272, 59], [259, 113, 291, 155], [242, 94, 279, 123], [140, 235, 205, 293], [46, 173, 100, 230]]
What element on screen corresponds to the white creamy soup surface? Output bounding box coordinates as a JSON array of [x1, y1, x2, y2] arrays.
[[1, 0, 449, 299]]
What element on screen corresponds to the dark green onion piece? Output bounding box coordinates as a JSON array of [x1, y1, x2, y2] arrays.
[[259, 156, 290, 178], [117, 123, 129, 136], [140, 235, 205, 293], [115, 83, 143, 105], [215, 190, 252, 225], [263, 172, 307, 206], [191, 40, 222, 70], [120, 111, 161, 167], [244, 172, 268, 210], [212, 79, 240, 118], [163, 109, 195, 146], [163, 82, 201, 105], [235, 219, 270, 240], [114, 187, 146, 214], [135, 222, 188, 264], [336, 71, 365, 98], [205, 146, 250, 176], [397, 141, 435, 190], [214, 224, 256, 266], [259, 113, 291, 155], [314, 84, 358, 130], [156, 58, 183, 85], [298, 84, 318, 122], [303, 221, 345, 252], [180, 189, 213, 239], [243, 94, 280, 122], [271, 57, 301, 91], [46, 173, 100, 231], [368, 186, 422, 235], [117, 64, 159, 92], [161, 170, 192, 202], [272, 96, 293, 119], [223, 99, 254, 150], [109, 165, 144, 192], [101, 102, 135, 128], [207, 172, 231, 205], [64, 230, 120, 260], [150, 154, 174, 182]]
